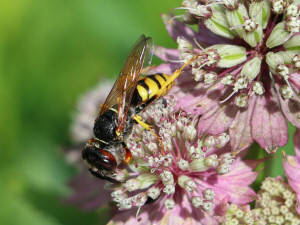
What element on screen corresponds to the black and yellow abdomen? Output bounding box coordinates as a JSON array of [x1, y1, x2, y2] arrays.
[[131, 73, 173, 109]]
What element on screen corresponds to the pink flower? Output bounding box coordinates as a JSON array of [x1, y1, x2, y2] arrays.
[[283, 128, 300, 215], [149, 0, 300, 153], [65, 81, 114, 213], [70, 80, 112, 144], [106, 97, 260, 224]]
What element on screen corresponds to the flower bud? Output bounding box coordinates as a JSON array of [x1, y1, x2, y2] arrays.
[[163, 184, 175, 195], [286, 4, 299, 17], [164, 198, 175, 209], [272, 0, 284, 14], [191, 196, 203, 208], [147, 187, 160, 200], [125, 179, 140, 192], [235, 94, 248, 108], [204, 10, 235, 39], [221, 74, 235, 85], [252, 81, 265, 95], [241, 57, 262, 81], [203, 188, 215, 201], [204, 72, 217, 85], [214, 133, 230, 148], [211, 44, 247, 68], [280, 85, 293, 99], [266, 22, 290, 48], [283, 35, 300, 50], [178, 175, 196, 192], [204, 154, 218, 167]]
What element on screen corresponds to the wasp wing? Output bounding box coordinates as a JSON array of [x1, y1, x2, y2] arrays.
[[99, 35, 153, 130]]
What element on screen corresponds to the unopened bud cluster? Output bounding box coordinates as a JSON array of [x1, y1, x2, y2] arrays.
[[224, 177, 300, 224], [224, 204, 260, 225], [254, 177, 300, 225]]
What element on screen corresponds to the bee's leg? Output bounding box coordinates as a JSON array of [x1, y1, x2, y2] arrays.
[[133, 115, 165, 155], [121, 142, 132, 164], [155, 54, 199, 99]]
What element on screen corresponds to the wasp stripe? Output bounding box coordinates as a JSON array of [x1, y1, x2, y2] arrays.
[[145, 76, 161, 98], [136, 79, 149, 102], [135, 73, 173, 104], [148, 75, 162, 89]]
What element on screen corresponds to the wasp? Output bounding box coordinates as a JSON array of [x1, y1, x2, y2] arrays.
[[82, 35, 198, 182]]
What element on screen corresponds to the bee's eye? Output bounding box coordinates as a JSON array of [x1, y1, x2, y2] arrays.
[[82, 145, 117, 172]]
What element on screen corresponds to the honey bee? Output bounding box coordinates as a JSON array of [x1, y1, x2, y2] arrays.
[[82, 35, 197, 182]]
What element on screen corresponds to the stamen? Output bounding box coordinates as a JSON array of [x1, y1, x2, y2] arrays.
[[193, 38, 205, 50], [219, 90, 237, 104]]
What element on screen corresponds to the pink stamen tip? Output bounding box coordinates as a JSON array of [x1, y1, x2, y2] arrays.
[[160, 117, 166, 122]]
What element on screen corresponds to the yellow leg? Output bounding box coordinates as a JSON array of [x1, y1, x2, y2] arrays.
[[133, 115, 165, 155], [155, 54, 199, 98]]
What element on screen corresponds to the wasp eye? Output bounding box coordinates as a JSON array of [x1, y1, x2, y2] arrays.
[[82, 145, 117, 172]]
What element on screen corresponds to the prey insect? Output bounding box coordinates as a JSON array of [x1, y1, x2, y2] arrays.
[[82, 35, 198, 183]]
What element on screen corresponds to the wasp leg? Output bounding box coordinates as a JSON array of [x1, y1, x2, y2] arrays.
[[133, 115, 165, 155], [121, 142, 132, 164], [155, 54, 199, 99]]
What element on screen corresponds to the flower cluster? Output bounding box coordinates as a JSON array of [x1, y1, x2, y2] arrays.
[[65, 0, 300, 224], [150, 0, 300, 153], [224, 204, 259, 225], [70, 81, 112, 144], [224, 176, 300, 225], [103, 97, 260, 224], [254, 177, 300, 224]]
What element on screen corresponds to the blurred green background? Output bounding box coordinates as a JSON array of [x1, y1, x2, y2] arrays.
[[0, 1, 178, 224], [0, 0, 295, 225]]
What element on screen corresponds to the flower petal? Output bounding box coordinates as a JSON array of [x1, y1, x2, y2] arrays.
[[162, 14, 233, 47], [154, 46, 181, 62], [146, 63, 177, 75], [276, 83, 300, 128], [198, 102, 238, 135], [282, 134, 300, 215], [64, 171, 112, 211], [195, 158, 258, 205], [251, 87, 288, 153], [229, 95, 256, 152], [290, 73, 300, 89], [294, 128, 300, 159], [174, 82, 226, 115], [162, 14, 198, 45]]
